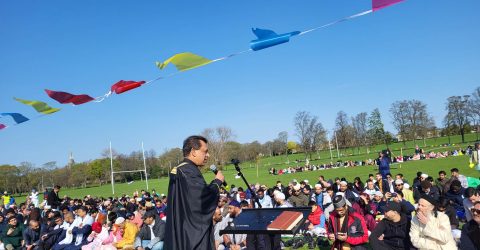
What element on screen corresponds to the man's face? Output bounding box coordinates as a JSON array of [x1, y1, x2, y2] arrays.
[[472, 204, 480, 224], [77, 209, 87, 217], [469, 194, 480, 203], [335, 206, 347, 217], [293, 189, 301, 196], [315, 186, 322, 194], [417, 199, 433, 214], [228, 205, 240, 218], [339, 184, 347, 192], [374, 195, 382, 201], [439, 173, 446, 180], [367, 182, 374, 189], [8, 218, 17, 226], [29, 221, 40, 231], [190, 141, 209, 166], [376, 175, 382, 181], [144, 217, 154, 225], [395, 183, 403, 191], [452, 172, 459, 178], [303, 189, 310, 195], [257, 191, 264, 199], [384, 210, 396, 221], [54, 217, 63, 225], [213, 208, 222, 223]]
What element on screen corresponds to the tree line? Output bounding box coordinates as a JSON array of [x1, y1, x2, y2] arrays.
[[1, 87, 479, 194]]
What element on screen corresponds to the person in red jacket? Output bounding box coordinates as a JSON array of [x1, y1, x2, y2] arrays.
[[327, 195, 369, 250]]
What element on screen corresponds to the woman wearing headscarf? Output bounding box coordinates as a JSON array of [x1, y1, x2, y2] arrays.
[[409, 194, 457, 249]]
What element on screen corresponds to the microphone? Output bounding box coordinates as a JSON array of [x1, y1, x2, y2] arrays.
[[210, 164, 227, 186]]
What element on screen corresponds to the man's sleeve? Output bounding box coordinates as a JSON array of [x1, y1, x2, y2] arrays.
[[345, 215, 368, 245]]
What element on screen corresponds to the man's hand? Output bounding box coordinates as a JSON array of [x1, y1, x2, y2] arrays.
[[337, 233, 347, 242], [417, 211, 429, 224], [7, 228, 14, 235], [378, 234, 384, 240], [215, 170, 225, 183]]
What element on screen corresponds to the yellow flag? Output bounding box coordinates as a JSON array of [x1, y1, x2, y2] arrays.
[[14, 98, 60, 114], [156, 52, 212, 72]]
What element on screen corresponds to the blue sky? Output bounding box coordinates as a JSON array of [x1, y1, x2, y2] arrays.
[[1, 0, 479, 166]]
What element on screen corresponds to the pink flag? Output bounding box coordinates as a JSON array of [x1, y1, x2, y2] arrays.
[[0, 124, 6, 130], [372, 0, 403, 11], [110, 80, 146, 94], [45, 89, 94, 105]]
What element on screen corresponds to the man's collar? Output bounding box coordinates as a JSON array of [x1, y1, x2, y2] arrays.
[[183, 158, 197, 166]]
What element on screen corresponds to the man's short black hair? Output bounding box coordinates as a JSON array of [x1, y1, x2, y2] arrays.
[[465, 187, 478, 198], [439, 170, 446, 175], [451, 168, 459, 173], [182, 135, 208, 157]]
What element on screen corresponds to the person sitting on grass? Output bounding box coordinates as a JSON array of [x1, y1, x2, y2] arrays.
[[0, 216, 25, 250], [369, 202, 413, 250], [326, 195, 368, 250]]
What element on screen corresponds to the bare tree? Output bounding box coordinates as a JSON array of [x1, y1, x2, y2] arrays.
[[294, 111, 326, 160], [335, 111, 354, 150], [445, 95, 470, 143], [469, 87, 480, 140], [201, 126, 235, 166], [352, 112, 370, 153], [390, 101, 410, 145], [294, 111, 313, 159]]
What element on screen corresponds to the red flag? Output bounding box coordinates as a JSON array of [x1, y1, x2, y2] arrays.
[[110, 80, 146, 94], [372, 0, 403, 11], [0, 124, 6, 130], [45, 89, 95, 105]]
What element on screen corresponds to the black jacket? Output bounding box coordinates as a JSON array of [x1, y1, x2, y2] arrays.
[[137, 216, 165, 241], [47, 190, 61, 209], [369, 215, 413, 250], [460, 219, 480, 250]]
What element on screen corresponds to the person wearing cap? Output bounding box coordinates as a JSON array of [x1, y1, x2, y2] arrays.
[[369, 202, 413, 250], [460, 201, 480, 250], [409, 194, 457, 250], [288, 184, 309, 207], [326, 195, 368, 249], [165, 135, 225, 250], [0, 216, 25, 250], [413, 180, 440, 203], [393, 179, 415, 206], [221, 201, 246, 250], [274, 192, 292, 208], [372, 191, 387, 215], [114, 216, 139, 249], [339, 181, 357, 203], [134, 211, 165, 250], [312, 184, 324, 210]]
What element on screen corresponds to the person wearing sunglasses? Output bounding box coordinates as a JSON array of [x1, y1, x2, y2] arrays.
[[460, 201, 480, 250], [393, 180, 415, 206]]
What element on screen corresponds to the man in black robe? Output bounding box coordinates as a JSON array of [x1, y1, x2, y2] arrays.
[[165, 135, 225, 250]]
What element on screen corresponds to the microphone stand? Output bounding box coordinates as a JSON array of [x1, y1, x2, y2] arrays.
[[232, 159, 262, 208]]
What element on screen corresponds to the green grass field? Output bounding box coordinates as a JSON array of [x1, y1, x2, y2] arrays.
[[23, 149, 479, 202], [13, 133, 480, 203]]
